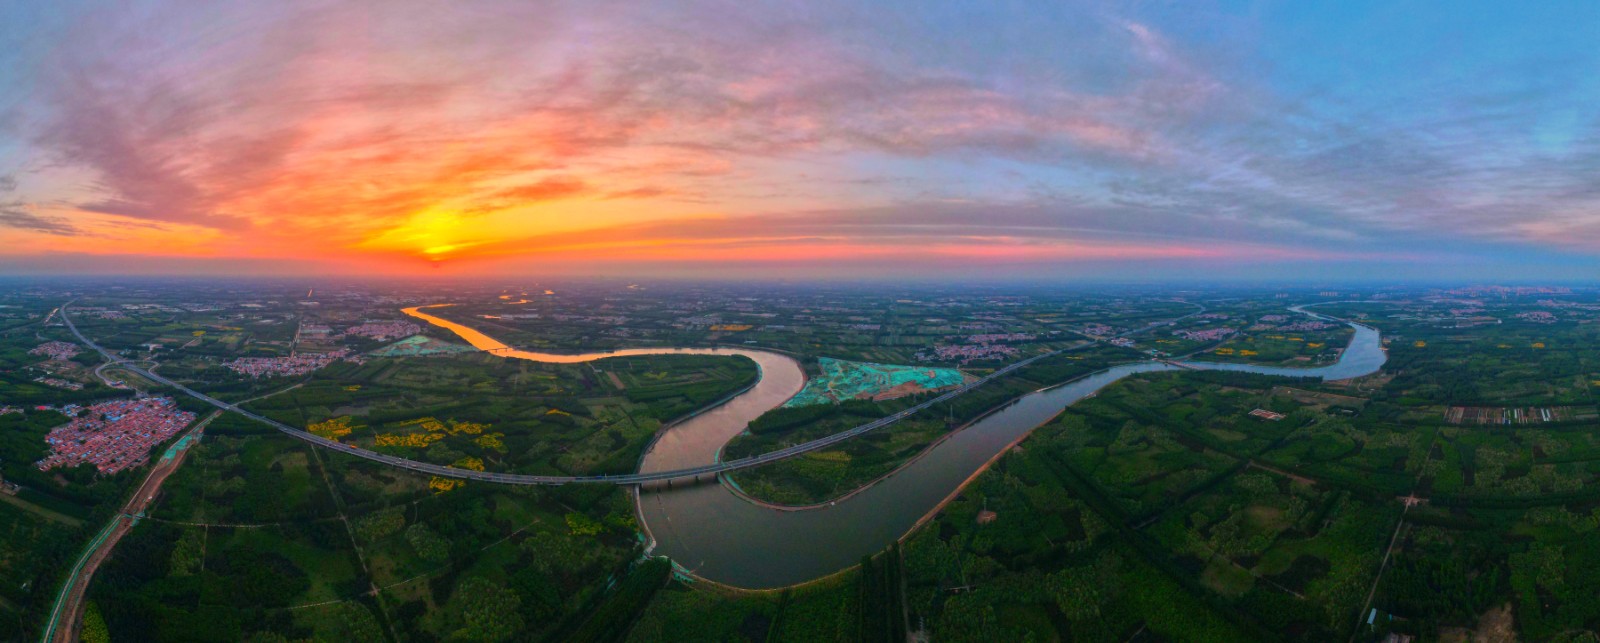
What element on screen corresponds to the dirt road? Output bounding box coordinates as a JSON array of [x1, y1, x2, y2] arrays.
[[43, 410, 217, 643]]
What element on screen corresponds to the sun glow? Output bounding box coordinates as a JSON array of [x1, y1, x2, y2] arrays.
[[358, 210, 478, 259]]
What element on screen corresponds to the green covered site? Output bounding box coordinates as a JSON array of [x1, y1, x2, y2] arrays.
[[785, 357, 965, 407], [367, 334, 476, 357]]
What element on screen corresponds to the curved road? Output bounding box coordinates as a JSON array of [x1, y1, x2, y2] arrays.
[[56, 298, 1381, 588], [59, 301, 1203, 486], [638, 304, 1388, 587]]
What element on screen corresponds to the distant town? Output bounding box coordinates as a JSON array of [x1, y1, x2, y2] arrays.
[[3, 280, 1600, 642]]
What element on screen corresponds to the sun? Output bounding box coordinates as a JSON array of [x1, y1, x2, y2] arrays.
[[358, 210, 478, 260]]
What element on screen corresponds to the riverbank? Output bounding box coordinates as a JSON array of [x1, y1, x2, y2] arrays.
[[405, 302, 1382, 589], [718, 345, 1133, 506], [719, 359, 1144, 513], [640, 307, 1383, 588]]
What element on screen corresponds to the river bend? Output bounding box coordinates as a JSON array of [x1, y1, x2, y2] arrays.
[[404, 304, 1386, 588]]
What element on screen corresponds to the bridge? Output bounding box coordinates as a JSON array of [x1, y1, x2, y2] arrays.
[[60, 301, 1202, 485]]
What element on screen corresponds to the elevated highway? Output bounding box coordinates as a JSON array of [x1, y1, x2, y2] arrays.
[[61, 300, 1200, 485]]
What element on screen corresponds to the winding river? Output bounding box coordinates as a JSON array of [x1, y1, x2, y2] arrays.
[[403, 304, 1386, 589]]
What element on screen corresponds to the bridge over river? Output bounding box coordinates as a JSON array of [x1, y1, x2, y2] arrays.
[[62, 299, 1385, 588], [636, 305, 1388, 588], [60, 301, 1197, 486]]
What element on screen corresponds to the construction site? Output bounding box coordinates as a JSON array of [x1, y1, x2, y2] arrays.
[[367, 334, 476, 357], [785, 357, 966, 407]]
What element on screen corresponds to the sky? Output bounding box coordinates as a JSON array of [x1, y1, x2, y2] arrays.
[[1, 1, 1597, 282]]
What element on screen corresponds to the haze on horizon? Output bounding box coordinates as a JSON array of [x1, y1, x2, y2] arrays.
[[1, 1, 1597, 282]]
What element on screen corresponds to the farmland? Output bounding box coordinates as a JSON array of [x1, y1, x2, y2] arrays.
[[15, 282, 1600, 641], [722, 344, 1139, 505], [239, 351, 757, 477]]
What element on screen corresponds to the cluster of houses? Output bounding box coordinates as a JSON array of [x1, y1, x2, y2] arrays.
[[965, 333, 1035, 344], [1175, 328, 1238, 342], [1081, 323, 1117, 337], [29, 341, 79, 360], [37, 397, 195, 475], [32, 376, 83, 391], [916, 343, 1020, 364], [224, 349, 352, 378], [1516, 311, 1557, 324], [344, 321, 421, 341], [1277, 320, 1337, 332]]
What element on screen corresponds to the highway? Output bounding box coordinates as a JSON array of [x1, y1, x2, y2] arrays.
[[61, 301, 1201, 485]]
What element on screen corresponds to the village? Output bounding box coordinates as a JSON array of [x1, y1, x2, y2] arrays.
[[224, 349, 354, 378], [36, 397, 195, 475], [29, 341, 81, 361]]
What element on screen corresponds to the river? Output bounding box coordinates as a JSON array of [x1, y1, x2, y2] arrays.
[[403, 304, 1386, 588]]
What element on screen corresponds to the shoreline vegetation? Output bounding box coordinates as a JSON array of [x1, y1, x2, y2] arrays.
[[720, 345, 1139, 506], [719, 306, 1370, 508], [28, 284, 1600, 642]]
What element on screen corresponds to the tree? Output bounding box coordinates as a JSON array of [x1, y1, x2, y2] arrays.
[[80, 600, 112, 643], [440, 577, 523, 643]]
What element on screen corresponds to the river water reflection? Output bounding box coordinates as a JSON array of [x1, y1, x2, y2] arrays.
[[405, 304, 1386, 588]]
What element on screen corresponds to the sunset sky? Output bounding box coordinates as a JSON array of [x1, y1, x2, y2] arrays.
[[2, 1, 1598, 281]]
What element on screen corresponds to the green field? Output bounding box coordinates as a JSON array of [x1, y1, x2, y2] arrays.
[[238, 351, 757, 477], [726, 345, 1139, 505], [31, 285, 1600, 641]]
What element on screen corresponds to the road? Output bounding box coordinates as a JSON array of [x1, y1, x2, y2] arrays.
[[42, 411, 218, 643], [61, 300, 1203, 486]]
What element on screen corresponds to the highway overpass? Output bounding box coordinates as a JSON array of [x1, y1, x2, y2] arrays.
[[60, 301, 1199, 485]]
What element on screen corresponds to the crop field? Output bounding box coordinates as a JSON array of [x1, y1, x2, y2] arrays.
[[1204, 326, 1354, 365], [726, 344, 1141, 505], [0, 500, 81, 631], [24, 285, 1600, 641], [903, 444, 1256, 641], [93, 424, 657, 642], [875, 297, 1600, 642], [627, 551, 897, 642], [0, 323, 120, 406], [1269, 386, 1367, 413], [149, 431, 339, 524], [873, 368, 1418, 640], [0, 313, 189, 639], [1374, 504, 1600, 640], [1320, 301, 1600, 406], [425, 292, 1088, 367], [1443, 405, 1587, 425], [239, 351, 757, 476]]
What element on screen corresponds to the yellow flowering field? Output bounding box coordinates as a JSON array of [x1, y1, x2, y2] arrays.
[[308, 416, 358, 441], [374, 432, 446, 448]]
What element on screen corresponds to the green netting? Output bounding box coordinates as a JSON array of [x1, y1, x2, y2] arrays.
[[368, 335, 476, 357], [785, 357, 964, 407], [159, 434, 197, 463]]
